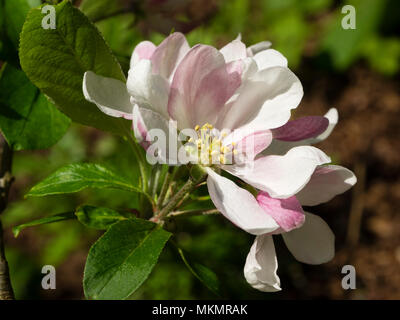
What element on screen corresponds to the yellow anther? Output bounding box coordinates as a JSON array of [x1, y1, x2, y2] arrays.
[[186, 123, 237, 166], [233, 150, 238, 155], [220, 146, 228, 153], [231, 142, 236, 146]]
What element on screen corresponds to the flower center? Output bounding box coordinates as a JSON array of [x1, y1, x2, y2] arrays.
[[184, 123, 237, 166]]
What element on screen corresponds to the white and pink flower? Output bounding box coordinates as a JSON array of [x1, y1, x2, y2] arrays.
[[244, 163, 356, 292], [82, 32, 356, 292]]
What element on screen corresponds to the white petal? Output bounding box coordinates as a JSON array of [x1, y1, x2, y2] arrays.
[[296, 165, 357, 206], [244, 235, 281, 292], [224, 146, 331, 199], [246, 41, 272, 56], [133, 104, 168, 143], [206, 168, 279, 235], [127, 59, 170, 118], [83, 71, 133, 119], [253, 49, 288, 71], [221, 66, 303, 132], [241, 57, 258, 79], [282, 212, 335, 264], [220, 38, 247, 63], [133, 105, 180, 164]]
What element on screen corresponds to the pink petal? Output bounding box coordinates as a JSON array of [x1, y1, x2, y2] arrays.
[[206, 168, 279, 235], [272, 116, 329, 142], [264, 108, 339, 156], [256, 191, 305, 232], [130, 41, 157, 68], [312, 108, 338, 142], [224, 130, 273, 161], [150, 32, 190, 79], [226, 60, 243, 78], [168, 45, 241, 129], [135, 118, 151, 151]]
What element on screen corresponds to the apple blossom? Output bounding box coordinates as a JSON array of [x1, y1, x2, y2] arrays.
[[243, 121, 357, 292], [82, 32, 356, 292], [244, 166, 356, 292]]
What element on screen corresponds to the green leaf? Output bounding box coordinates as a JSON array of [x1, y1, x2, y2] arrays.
[[75, 205, 130, 230], [2, 0, 41, 49], [12, 211, 75, 237], [19, 0, 130, 135], [0, 63, 71, 150], [0, 0, 40, 65], [26, 163, 146, 198], [176, 246, 221, 296], [84, 219, 171, 299]]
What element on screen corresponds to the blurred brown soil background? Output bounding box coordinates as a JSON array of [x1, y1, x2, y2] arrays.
[[297, 63, 400, 299]]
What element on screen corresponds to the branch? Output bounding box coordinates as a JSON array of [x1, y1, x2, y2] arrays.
[[157, 169, 172, 209], [0, 135, 15, 300], [153, 169, 208, 222], [346, 161, 366, 249], [167, 209, 219, 218]]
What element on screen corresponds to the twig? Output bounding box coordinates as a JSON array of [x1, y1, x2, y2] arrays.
[[346, 161, 366, 249], [153, 172, 208, 222], [127, 137, 149, 193], [162, 181, 176, 207], [149, 164, 161, 197], [157, 169, 172, 208], [0, 135, 14, 300], [167, 209, 219, 218]]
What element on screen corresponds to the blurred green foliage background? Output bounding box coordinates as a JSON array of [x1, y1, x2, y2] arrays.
[[2, 0, 400, 299]]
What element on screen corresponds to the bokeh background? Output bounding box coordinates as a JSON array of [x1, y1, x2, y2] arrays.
[[2, 0, 400, 299]]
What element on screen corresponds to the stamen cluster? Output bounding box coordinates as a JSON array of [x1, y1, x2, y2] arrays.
[[185, 123, 237, 166]]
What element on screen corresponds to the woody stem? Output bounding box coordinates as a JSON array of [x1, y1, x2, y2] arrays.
[[0, 135, 14, 300]]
